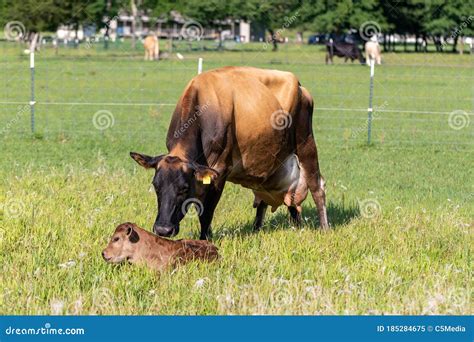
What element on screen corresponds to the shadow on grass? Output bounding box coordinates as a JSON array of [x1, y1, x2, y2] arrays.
[[214, 200, 360, 239]]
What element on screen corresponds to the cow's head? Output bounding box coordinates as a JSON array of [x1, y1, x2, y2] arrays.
[[130, 152, 219, 237]]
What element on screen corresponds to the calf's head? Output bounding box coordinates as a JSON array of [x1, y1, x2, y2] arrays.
[[130, 152, 219, 237], [102, 222, 140, 263]]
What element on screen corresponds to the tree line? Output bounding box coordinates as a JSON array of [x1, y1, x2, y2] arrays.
[[0, 0, 472, 52]]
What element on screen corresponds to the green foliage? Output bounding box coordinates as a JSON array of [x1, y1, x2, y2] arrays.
[[424, 0, 473, 36], [301, 0, 388, 33], [1, 0, 67, 33], [0, 0, 471, 45]]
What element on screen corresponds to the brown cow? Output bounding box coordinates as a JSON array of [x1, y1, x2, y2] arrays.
[[144, 33, 159, 61], [131, 66, 328, 239], [102, 222, 218, 271]]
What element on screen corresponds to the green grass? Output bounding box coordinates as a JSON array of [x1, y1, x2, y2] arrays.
[[0, 42, 472, 314]]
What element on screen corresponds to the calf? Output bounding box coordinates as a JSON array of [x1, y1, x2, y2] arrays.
[[326, 41, 365, 64], [102, 222, 218, 271]]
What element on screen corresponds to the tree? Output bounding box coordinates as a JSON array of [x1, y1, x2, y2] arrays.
[[179, 0, 230, 49], [230, 0, 301, 51], [423, 0, 474, 52], [0, 0, 125, 49], [148, 0, 302, 51], [1, 0, 66, 47], [303, 0, 388, 35], [381, 0, 432, 52]]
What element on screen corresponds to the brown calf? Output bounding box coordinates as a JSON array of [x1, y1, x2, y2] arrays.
[[102, 222, 218, 271]]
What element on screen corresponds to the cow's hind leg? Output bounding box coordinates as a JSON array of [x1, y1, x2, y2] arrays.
[[295, 87, 329, 229], [198, 183, 225, 240], [253, 201, 268, 231]]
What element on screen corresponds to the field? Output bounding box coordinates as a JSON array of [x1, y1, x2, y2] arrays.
[[0, 41, 472, 314]]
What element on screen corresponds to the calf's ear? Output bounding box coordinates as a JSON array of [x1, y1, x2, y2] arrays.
[[126, 225, 140, 243], [130, 152, 163, 169], [192, 165, 220, 185]]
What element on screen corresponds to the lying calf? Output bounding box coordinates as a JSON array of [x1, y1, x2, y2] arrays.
[[102, 222, 218, 271]]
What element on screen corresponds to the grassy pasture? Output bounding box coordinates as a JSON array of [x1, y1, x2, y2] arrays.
[[0, 42, 472, 314]]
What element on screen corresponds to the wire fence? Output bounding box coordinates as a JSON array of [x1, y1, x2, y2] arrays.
[[0, 40, 473, 160]]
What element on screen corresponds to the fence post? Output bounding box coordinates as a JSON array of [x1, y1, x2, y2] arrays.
[[367, 58, 375, 144], [30, 51, 36, 134], [198, 57, 203, 74]]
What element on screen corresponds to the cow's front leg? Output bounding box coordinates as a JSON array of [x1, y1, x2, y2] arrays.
[[253, 201, 268, 231], [198, 183, 225, 240], [288, 206, 302, 226]]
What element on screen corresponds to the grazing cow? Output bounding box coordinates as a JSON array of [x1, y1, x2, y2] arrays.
[[131, 66, 328, 239], [365, 40, 382, 65], [326, 41, 365, 64], [102, 222, 218, 271], [144, 33, 159, 61]]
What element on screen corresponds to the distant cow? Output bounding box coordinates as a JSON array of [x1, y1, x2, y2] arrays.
[[365, 40, 382, 65], [326, 41, 364, 64], [144, 34, 159, 61]]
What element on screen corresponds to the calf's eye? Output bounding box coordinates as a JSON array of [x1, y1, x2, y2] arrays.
[[112, 237, 119, 242]]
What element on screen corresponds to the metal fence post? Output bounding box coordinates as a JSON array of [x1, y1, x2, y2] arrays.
[[30, 51, 36, 134], [198, 57, 203, 74], [367, 58, 375, 144]]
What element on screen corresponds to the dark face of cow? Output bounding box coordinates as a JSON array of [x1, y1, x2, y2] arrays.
[[130, 152, 219, 237]]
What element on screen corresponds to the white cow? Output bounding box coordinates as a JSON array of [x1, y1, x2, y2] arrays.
[[144, 33, 159, 61], [365, 37, 382, 66]]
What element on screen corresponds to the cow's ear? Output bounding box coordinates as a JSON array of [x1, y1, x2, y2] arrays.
[[130, 152, 163, 169], [193, 165, 219, 185]]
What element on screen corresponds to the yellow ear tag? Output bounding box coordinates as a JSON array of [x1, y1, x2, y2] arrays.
[[202, 175, 211, 185]]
